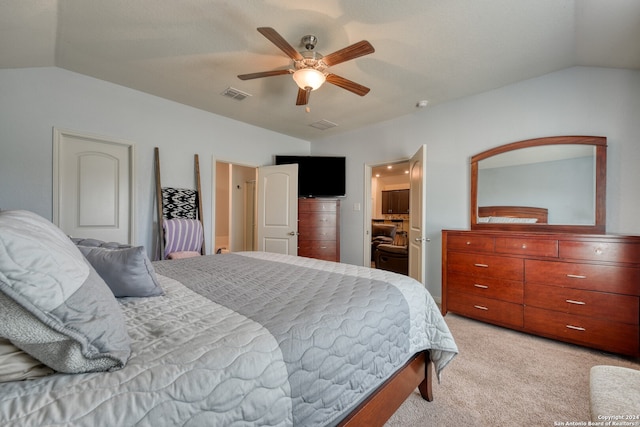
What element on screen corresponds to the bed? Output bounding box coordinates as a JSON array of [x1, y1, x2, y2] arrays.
[[0, 210, 457, 426], [477, 205, 548, 224]]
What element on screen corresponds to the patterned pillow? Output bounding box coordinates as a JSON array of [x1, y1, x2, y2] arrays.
[[161, 187, 197, 219]]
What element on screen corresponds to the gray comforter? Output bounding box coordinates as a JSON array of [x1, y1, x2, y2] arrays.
[[0, 252, 457, 426]]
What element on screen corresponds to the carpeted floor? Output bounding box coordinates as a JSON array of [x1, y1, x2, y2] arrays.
[[385, 313, 640, 426]]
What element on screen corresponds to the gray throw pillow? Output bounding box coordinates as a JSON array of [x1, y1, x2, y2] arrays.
[[0, 210, 131, 373], [75, 244, 164, 298]]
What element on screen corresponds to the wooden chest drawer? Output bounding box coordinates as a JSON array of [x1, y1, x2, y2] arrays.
[[525, 259, 640, 295], [298, 241, 338, 261], [496, 237, 558, 257], [525, 283, 639, 324], [447, 272, 523, 304], [447, 234, 494, 252], [448, 292, 523, 328], [560, 240, 640, 264], [299, 199, 338, 213], [299, 212, 337, 228], [298, 226, 336, 240], [524, 306, 639, 356], [448, 252, 523, 281]]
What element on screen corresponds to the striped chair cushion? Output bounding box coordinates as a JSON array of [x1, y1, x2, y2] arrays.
[[162, 218, 203, 259]]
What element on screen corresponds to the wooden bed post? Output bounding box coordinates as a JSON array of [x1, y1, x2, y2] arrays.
[[419, 353, 434, 402], [337, 351, 433, 426]]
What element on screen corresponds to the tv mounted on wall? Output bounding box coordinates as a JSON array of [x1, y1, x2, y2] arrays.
[[275, 155, 346, 198]]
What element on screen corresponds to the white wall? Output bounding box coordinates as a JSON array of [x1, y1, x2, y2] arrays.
[[312, 67, 640, 300], [2, 66, 638, 300], [0, 67, 310, 256]]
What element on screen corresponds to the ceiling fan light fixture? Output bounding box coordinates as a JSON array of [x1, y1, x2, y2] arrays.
[[292, 68, 326, 91]]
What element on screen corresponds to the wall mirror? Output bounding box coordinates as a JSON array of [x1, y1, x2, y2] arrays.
[[471, 135, 607, 233]]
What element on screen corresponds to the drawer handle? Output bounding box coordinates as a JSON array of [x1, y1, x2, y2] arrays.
[[566, 274, 587, 279], [466, 241, 471, 245], [474, 284, 489, 289], [521, 244, 527, 249], [474, 263, 489, 268], [565, 325, 586, 331], [473, 305, 489, 311], [320, 246, 327, 249], [566, 299, 586, 305]]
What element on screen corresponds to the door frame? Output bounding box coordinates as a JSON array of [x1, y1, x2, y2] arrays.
[[363, 158, 410, 265], [52, 127, 135, 244], [212, 157, 260, 253]]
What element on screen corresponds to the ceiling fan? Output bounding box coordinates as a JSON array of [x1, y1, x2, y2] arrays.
[[238, 27, 375, 106]]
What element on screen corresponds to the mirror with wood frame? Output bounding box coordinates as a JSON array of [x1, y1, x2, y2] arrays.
[[471, 135, 607, 233]]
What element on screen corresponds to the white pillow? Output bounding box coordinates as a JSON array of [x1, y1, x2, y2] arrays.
[[0, 338, 53, 383], [487, 216, 538, 223]]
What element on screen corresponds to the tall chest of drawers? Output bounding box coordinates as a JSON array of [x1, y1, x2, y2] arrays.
[[298, 198, 340, 262], [442, 230, 640, 357]]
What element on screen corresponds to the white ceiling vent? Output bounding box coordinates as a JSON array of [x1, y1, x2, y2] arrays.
[[221, 87, 252, 101], [309, 119, 338, 130]]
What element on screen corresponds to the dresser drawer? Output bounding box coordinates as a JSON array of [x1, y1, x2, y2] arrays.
[[298, 226, 336, 240], [496, 237, 558, 257], [298, 241, 338, 261], [525, 259, 640, 295], [299, 212, 337, 228], [525, 283, 639, 324], [448, 292, 523, 328], [299, 199, 338, 213], [524, 306, 639, 356], [448, 252, 523, 281], [560, 240, 640, 264], [447, 234, 494, 252], [447, 272, 523, 304]]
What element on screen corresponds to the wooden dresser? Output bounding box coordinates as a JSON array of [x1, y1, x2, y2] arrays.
[[442, 230, 640, 357], [298, 198, 340, 262]]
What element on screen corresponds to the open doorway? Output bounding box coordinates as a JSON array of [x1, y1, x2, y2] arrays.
[[214, 161, 258, 254], [365, 160, 410, 270]]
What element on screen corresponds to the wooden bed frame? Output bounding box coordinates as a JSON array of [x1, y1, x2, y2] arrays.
[[478, 205, 548, 223], [338, 351, 432, 426]]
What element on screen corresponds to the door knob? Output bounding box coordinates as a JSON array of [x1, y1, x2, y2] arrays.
[[288, 231, 298, 236]]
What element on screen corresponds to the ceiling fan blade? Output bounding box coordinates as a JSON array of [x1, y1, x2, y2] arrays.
[[257, 27, 304, 61], [325, 74, 370, 96], [321, 40, 374, 67], [296, 87, 311, 105], [237, 69, 291, 80]]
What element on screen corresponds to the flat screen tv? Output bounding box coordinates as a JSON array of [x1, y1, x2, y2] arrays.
[[275, 155, 346, 198]]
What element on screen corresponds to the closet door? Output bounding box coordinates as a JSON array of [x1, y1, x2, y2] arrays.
[[53, 128, 134, 244], [256, 163, 298, 255]]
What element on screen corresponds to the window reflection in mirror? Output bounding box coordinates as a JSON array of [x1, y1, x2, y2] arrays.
[[477, 145, 596, 225]]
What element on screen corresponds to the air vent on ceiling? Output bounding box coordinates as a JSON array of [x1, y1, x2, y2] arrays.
[[309, 119, 338, 130], [221, 87, 252, 101]]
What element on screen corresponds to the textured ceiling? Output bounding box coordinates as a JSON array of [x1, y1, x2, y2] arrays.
[[2, 0, 639, 142]]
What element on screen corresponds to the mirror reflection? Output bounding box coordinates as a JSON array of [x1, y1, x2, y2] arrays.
[[477, 145, 596, 225]]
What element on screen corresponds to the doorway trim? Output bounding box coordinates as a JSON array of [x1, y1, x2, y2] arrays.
[[363, 158, 410, 266]]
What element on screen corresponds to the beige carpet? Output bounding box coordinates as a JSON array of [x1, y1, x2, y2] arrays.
[[386, 313, 640, 426]]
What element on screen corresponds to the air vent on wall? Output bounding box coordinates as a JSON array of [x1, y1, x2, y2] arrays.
[[309, 119, 338, 130], [221, 87, 252, 101]]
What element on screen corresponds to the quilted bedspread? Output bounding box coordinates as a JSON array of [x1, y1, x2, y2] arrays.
[[0, 252, 457, 426]]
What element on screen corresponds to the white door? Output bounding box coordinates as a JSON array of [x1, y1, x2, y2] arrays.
[[408, 145, 427, 284], [53, 128, 134, 244], [257, 164, 298, 255]]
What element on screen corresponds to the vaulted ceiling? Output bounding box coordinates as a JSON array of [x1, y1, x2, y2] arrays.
[[2, 0, 639, 141]]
